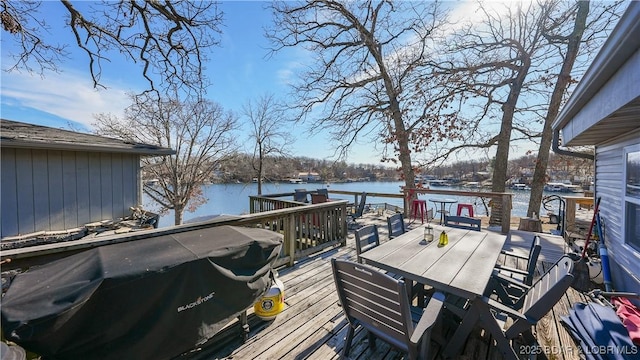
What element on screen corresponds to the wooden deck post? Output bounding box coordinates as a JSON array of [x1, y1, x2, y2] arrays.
[[340, 203, 347, 246], [285, 213, 296, 267], [501, 194, 511, 234], [403, 188, 409, 214]]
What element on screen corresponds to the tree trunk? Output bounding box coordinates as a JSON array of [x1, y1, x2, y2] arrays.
[[364, 28, 415, 197], [257, 156, 263, 196], [490, 61, 531, 225], [489, 60, 531, 225], [398, 131, 415, 192], [174, 205, 184, 226], [527, 1, 589, 218]]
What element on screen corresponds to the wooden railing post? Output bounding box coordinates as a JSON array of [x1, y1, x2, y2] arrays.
[[403, 188, 408, 214], [284, 213, 296, 267], [340, 202, 347, 246], [501, 194, 511, 234]]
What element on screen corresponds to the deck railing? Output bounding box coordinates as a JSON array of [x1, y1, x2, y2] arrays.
[[2, 198, 349, 271], [2, 187, 513, 271], [262, 188, 513, 233], [405, 188, 512, 234], [252, 187, 513, 235], [248, 195, 348, 265]]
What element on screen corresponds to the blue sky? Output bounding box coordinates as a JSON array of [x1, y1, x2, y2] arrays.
[[1, 1, 543, 165], [0, 2, 355, 161]]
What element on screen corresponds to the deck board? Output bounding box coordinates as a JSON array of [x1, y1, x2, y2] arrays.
[[199, 212, 589, 360]]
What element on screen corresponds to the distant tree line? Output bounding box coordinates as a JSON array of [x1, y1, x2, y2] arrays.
[[216, 154, 398, 183], [211, 152, 593, 186]]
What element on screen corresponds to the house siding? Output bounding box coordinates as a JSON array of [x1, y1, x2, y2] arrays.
[[595, 128, 640, 293], [1, 148, 141, 238]]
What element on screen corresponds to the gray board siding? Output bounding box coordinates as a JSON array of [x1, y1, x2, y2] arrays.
[[595, 129, 640, 293], [1, 148, 140, 238]]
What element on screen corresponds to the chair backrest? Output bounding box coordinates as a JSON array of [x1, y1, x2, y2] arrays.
[[355, 225, 379, 263], [505, 255, 574, 339], [522, 236, 542, 285], [311, 193, 328, 204], [294, 189, 308, 203], [444, 215, 481, 231], [331, 259, 415, 352], [316, 188, 329, 197], [353, 192, 367, 217], [387, 213, 406, 239]]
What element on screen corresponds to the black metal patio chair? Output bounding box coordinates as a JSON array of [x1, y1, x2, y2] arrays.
[[347, 192, 367, 229], [496, 235, 542, 286], [316, 188, 329, 197], [294, 189, 308, 203], [354, 225, 380, 264], [485, 236, 542, 309], [474, 255, 574, 360], [386, 212, 406, 239], [331, 259, 445, 360], [443, 215, 481, 231]]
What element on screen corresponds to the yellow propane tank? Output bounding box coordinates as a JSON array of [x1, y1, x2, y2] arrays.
[[254, 278, 285, 321]]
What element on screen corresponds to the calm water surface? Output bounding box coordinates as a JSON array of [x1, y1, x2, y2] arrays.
[[145, 181, 577, 228]]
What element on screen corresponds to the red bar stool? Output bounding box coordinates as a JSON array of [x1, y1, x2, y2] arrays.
[[411, 199, 427, 223], [456, 203, 474, 217]]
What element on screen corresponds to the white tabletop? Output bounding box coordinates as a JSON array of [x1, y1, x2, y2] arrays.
[[428, 198, 458, 203], [360, 224, 507, 299]]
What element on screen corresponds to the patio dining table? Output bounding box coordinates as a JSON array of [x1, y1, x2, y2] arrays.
[[429, 198, 458, 224], [360, 224, 507, 358]]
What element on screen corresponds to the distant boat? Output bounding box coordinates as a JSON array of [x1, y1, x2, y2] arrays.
[[544, 182, 583, 193], [287, 178, 306, 184], [428, 179, 449, 187], [510, 183, 531, 191]]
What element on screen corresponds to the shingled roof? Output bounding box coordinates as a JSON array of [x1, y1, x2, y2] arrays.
[[0, 119, 175, 155]]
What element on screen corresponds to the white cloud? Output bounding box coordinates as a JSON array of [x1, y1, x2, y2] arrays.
[[276, 66, 296, 85], [1, 69, 133, 129]]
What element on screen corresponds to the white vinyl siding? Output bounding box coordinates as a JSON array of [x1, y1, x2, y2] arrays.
[[595, 129, 640, 292], [1, 148, 141, 238]]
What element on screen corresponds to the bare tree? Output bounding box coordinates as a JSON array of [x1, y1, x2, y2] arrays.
[[526, 1, 622, 217], [523, 1, 589, 217], [94, 93, 238, 225], [421, 1, 622, 220], [267, 1, 455, 193], [1, 0, 222, 95], [419, 1, 606, 225], [242, 94, 292, 195], [428, 2, 558, 200]]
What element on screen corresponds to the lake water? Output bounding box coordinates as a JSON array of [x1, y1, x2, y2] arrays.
[[145, 181, 576, 228]]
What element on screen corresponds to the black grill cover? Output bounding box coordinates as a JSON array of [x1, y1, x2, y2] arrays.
[[1, 225, 283, 360]]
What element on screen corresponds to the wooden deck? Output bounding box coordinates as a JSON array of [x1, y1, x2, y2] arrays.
[[191, 212, 589, 360]]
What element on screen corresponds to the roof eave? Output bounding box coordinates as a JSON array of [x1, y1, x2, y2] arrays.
[[552, 2, 640, 134], [1, 139, 176, 156]]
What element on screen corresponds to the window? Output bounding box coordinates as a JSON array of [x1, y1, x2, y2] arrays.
[[624, 145, 640, 250]]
